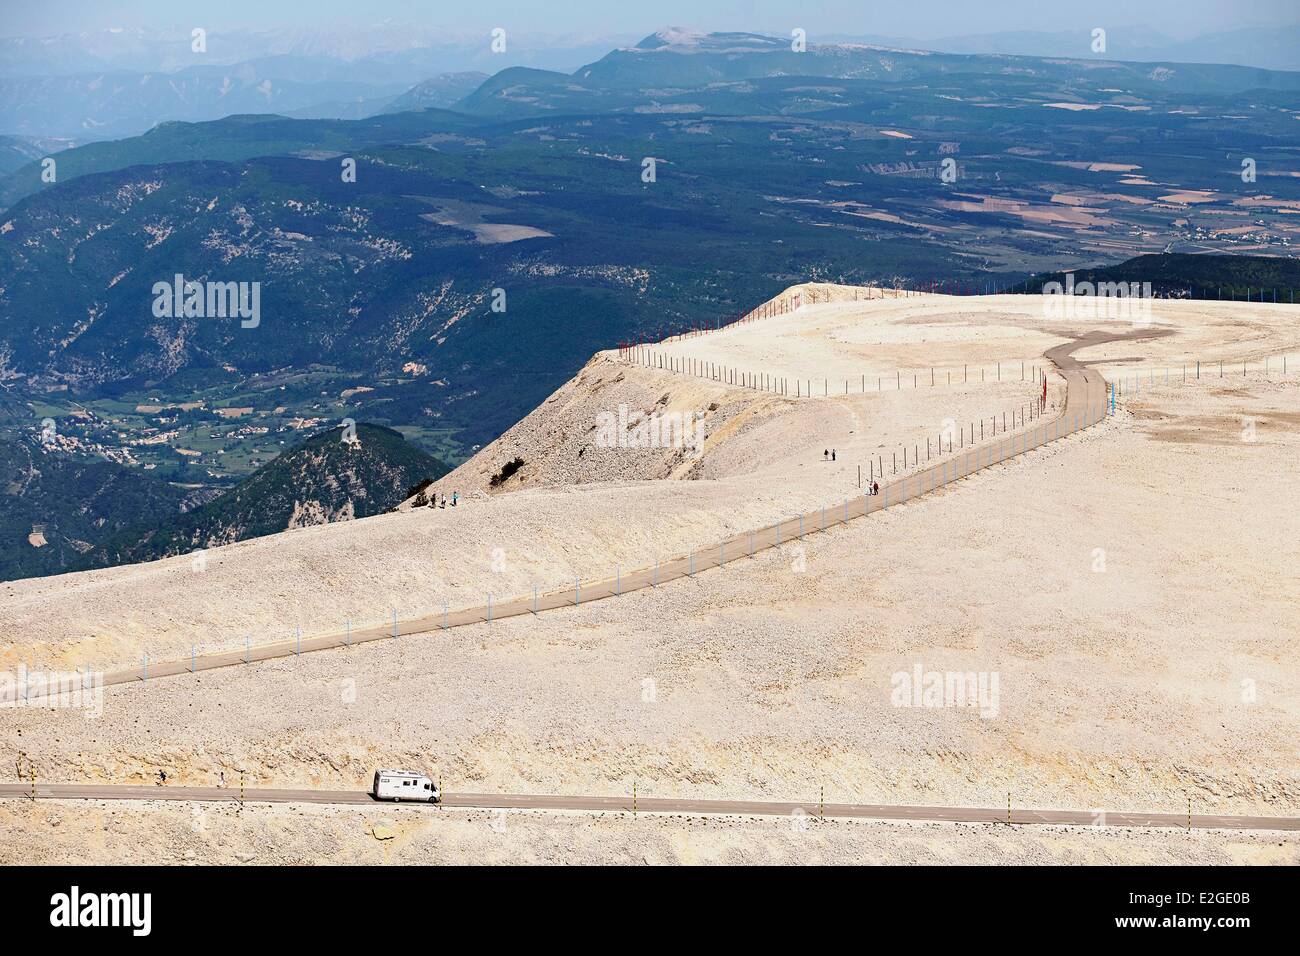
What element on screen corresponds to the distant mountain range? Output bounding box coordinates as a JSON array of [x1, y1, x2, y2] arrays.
[[2, 24, 1295, 139], [0, 26, 632, 139], [0, 132, 72, 174], [379, 73, 491, 114], [0, 25, 633, 77], [0, 110, 486, 209], [829, 25, 1300, 72], [0, 65, 414, 140], [459, 29, 1300, 119]]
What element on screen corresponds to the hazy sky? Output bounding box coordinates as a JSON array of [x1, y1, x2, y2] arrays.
[[4, 0, 1297, 40]]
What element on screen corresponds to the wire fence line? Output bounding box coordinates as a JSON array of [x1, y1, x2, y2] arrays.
[[1106, 354, 1299, 399], [0, 363, 1110, 699], [863, 386, 1057, 485], [618, 324, 1064, 486], [619, 337, 1299, 403], [11, 352, 1291, 700], [615, 344, 1051, 399]]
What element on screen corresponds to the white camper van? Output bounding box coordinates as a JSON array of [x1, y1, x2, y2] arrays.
[[372, 769, 440, 803]]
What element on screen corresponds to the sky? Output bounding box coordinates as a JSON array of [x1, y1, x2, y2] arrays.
[[2, 0, 1297, 41]]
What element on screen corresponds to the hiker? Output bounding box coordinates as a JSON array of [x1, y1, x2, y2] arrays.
[[872, 480, 879, 496], [823, 449, 829, 460], [832, 449, 836, 462], [452, 491, 459, 507], [439, 494, 445, 509]]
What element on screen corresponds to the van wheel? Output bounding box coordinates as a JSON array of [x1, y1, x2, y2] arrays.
[[393, 796, 400, 803]]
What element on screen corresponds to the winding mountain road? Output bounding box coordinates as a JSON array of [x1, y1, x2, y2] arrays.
[[2, 333, 1116, 698]]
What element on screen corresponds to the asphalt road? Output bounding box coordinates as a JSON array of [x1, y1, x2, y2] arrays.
[[1, 783, 1295, 832]]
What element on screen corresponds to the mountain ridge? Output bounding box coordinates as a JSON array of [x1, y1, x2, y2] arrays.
[[79, 422, 450, 569]]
